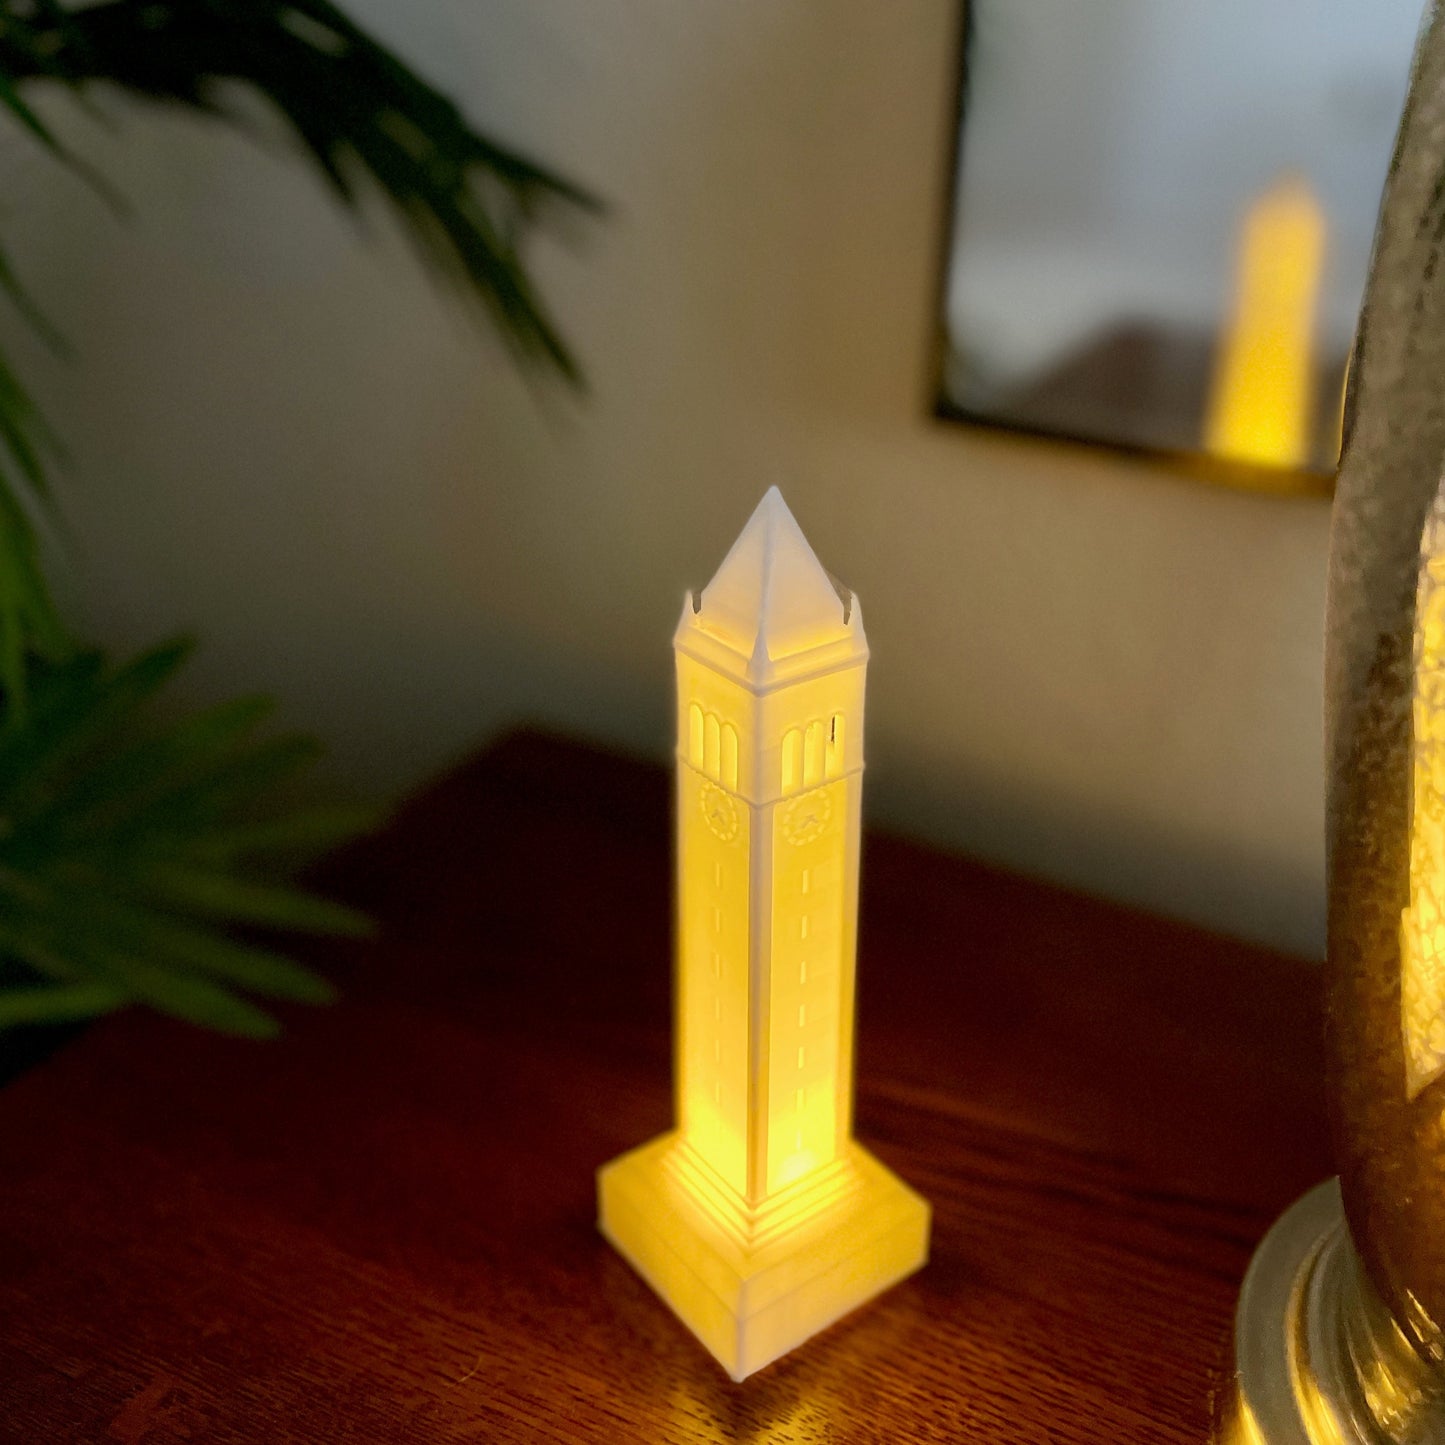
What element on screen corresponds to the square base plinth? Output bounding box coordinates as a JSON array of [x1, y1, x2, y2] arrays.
[[597, 1134, 930, 1381]]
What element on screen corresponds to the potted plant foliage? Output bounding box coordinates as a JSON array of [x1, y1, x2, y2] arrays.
[[0, 0, 593, 1045]]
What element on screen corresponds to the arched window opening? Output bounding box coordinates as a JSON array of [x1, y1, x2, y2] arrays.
[[782, 727, 802, 794], [704, 711, 721, 781], [825, 713, 845, 778], [803, 720, 824, 787], [689, 703, 705, 768], [721, 723, 739, 790]]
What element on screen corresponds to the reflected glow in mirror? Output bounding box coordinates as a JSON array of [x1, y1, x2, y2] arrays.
[[938, 0, 1420, 482]]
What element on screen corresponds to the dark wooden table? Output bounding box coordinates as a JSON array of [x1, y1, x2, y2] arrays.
[[0, 732, 1329, 1443]]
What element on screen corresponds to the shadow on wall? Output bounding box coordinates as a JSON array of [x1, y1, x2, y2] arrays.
[[867, 746, 1324, 961], [302, 621, 671, 804]]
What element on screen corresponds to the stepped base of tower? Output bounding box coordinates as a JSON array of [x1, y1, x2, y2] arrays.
[[597, 1132, 930, 1381]]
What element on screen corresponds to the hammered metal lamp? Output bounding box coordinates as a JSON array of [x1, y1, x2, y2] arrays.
[[597, 487, 930, 1382], [1221, 5, 1445, 1439]]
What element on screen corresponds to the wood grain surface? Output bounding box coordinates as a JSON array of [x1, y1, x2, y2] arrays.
[[0, 732, 1329, 1443]]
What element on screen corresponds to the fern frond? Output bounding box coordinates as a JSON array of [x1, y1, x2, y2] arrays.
[[0, 643, 378, 1035]]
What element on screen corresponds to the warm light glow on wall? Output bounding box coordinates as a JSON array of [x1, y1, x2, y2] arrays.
[[1204, 174, 1327, 469], [598, 488, 929, 1381], [1403, 496, 1445, 1098]]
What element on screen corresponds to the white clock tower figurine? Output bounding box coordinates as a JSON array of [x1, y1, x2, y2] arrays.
[[598, 487, 930, 1381]]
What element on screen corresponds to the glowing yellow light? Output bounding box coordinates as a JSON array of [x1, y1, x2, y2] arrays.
[[1403, 508, 1445, 1098], [597, 487, 930, 1380], [1220, 1395, 1267, 1445], [1204, 174, 1328, 470]]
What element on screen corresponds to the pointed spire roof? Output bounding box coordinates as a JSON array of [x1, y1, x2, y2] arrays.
[[679, 488, 864, 688]]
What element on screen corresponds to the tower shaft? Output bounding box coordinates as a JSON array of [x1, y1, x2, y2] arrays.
[[674, 652, 864, 1208]]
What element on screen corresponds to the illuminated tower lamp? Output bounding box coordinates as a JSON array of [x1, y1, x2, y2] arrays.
[[1219, 11, 1445, 1443], [597, 487, 930, 1381]]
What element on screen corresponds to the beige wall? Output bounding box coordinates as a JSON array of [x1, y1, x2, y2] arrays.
[[0, 1, 1329, 956]]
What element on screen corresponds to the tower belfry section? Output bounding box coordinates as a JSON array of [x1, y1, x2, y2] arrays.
[[597, 487, 930, 1381]]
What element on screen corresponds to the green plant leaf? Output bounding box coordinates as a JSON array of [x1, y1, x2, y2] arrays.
[[0, 639, 190, 793], [30, 888, 337, 1004], [0, 644, 371, 1037], [0, 981, 126, 1027], [0, 914, 86, 982], [42, 692, 275, 833], [94, 954, 281, 1039], [139, 865, 373, 937], [183, 802, 384, 863], [0, 457, 68, 718]]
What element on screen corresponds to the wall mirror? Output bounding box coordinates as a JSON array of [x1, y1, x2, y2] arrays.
[[937, 1, 1421, 487]]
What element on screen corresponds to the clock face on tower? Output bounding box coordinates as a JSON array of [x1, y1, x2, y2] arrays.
[[780, 789, 832, 847], [699, 783, 740, 842]]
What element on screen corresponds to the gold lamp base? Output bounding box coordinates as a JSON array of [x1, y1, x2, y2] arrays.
[[1219, 1179, 1445, 1444]]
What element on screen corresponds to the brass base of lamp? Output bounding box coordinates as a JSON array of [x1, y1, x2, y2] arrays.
[[1219, 1178, 1445, 1444]]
